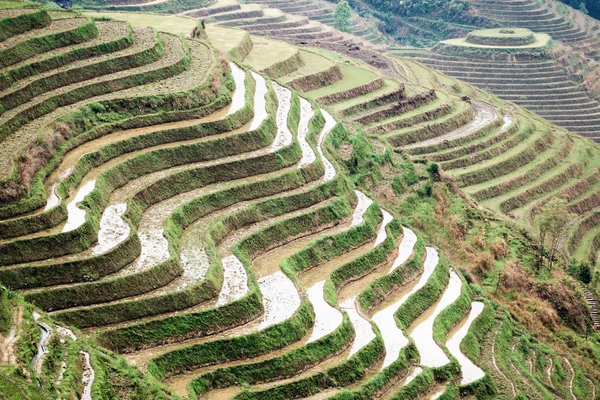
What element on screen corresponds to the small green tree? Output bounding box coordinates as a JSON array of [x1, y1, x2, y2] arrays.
[[334, 0, 352, 33], [534, 198, 574, 270], [427, 162, 440, 181]]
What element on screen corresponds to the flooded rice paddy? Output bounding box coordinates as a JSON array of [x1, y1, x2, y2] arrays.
[[92, 203, 129, 255], [298, 97, 316, 168], [374, 209, 393, 247], [249, 71, 268, 130], [216, 255, 249, 306], [409, 268, 462, 368], [445, 301, 485, 385], [389, 227, 417, 273], [306, 280, 343, 343], [271, 82, 293, 151], [257, 271, 301, 329], [340, 296, 375, 357], [318, 110, 337, 182], [227, 62, 246, 116]]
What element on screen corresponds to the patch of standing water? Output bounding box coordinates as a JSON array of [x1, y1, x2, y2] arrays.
[[257, 271, 301, 330], [80, 350, 95, 400], [227, 62, 246, 116], [389, 227, 417, 273], [341, 296, 376, 357], [44, 167, 74, 212], [31, 312, 51, 387], [43, 183, 60, 211], [318, 109, 337, 182], [126, 228, 169, 276], [410, 268, 462, 368], [92, 203, 129, 256], [31, 323, 50, 372], [250, 71, 268, 130], [501, 112, 513, 130], [62, 179, 96, 233], [297, 97, 316, 168], [307, 280, 343, 343], [372, 246, 438, 369], [271, 82, 293, 152], [351, 190, 373, 227], [216, 255, 248, 306], [446, 301, 486, 385], [178, 246, 211, 290], [374, 209, 393, 247], [115, 184, 243, 279]]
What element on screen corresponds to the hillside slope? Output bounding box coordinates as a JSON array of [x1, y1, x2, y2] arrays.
[[1, 2, 600, 400]]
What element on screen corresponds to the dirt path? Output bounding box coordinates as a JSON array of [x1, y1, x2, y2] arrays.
[[528, 355, 534, 376], [563, 357, 577, 400], [587, 377, 596, 400], [1, 306, 22, 365], [508, 340, 541, 398], [80, 350, 95, 400], [403, 100, 497, 150], [491, 323, 517, 398], [546, 356, 555, 389], [55, 360, 67, 387]]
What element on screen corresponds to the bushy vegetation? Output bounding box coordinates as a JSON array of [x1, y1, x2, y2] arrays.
[[2, 4, 600, 400], [558, 0, 600, 19], [333, 0, 352, 33], [0, 287, 12, 333]]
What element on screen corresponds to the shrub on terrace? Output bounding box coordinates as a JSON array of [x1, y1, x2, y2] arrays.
[[334, 0, 352, 33], [568, 259, 592, 284]]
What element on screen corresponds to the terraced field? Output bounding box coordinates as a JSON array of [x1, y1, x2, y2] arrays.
[[394, 44, 600, 140], [77, 0, 389, 47], [472, 0, 597, 44], [366, 0, 600, 48], [239, 0, 387, 45], [249, 31, 600, 268], [1, 3, 600, 400], [386, 54, 600, 264]]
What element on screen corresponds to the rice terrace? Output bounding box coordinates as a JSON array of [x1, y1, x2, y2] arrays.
[[3, 0, 600, 398]]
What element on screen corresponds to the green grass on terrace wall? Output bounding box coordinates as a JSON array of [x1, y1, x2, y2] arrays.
[[89, 90, 330, 346], [0, 7, 50, 42], [0, 64, 243, 268], [0, 25, 163, 112], [358, 234, 426, 313], [0, 22, 132, 92], [0, 17, 98, 69], [0, 46, 225, 219], [0, 31, 188, 144], [394, 255, 448, 329], [189, 313, 354, 398]]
